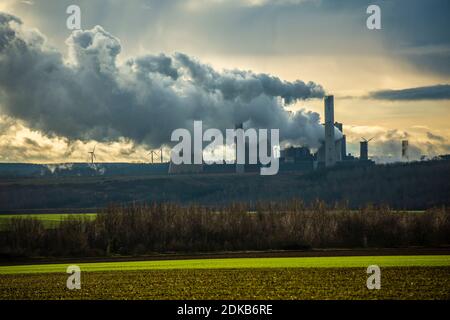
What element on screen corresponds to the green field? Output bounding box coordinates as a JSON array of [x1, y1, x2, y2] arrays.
[[1, 255, 449, 275], [0, 267, 449, 300], [1, 256, 449, 299], [0, 213, 97, 229]]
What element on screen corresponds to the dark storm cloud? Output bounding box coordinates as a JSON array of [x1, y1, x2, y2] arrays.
[[0, 13, 328, 149], [369, 85, 450, 101], [5, 0, 449, 75], [337, 0, 450, 76], [381, 0, 450, 74]]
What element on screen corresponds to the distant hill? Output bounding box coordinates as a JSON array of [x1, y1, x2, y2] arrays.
[[0, 163, 169, 178], [0, 160, 449, 211]]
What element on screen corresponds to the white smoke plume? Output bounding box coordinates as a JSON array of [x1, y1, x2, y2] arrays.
[[0, 13, 329, 151], [45, 163, 73, 174], [345, 126, 450, 164]]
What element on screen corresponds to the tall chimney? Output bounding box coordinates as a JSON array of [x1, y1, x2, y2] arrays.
[[402, 140, 409, 160], [235, 123, 245, 174], [335, 122, 346, 160], [360, 141, 368, 161], [324, 95, 336, 167]]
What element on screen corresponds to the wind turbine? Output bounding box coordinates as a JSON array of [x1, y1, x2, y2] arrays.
[[149, 150, 158, 164], [88, 146, 96, 164], [361, 137, 375, 143], [149, 149, 164, 163]]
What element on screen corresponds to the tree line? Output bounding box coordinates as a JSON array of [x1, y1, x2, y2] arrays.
[[1, 200, 449, 258]]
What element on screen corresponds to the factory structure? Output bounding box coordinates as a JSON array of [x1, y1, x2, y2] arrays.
[[168, 95, 374, 174], [402, 140, 409, 161], [279, 95, 373, 173]]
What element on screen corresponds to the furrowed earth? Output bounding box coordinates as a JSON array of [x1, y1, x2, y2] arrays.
[[0, 256, 449, 300], [0, 267, 449, 300]]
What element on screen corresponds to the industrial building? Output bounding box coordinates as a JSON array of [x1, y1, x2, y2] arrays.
[[279, 146, 315, 172], [169, 95, 374, 175], [314, 95, 364, 168], [279, 95, 374, 172]]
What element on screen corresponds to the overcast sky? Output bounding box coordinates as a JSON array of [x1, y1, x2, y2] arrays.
[[0, 0, 449, 163]]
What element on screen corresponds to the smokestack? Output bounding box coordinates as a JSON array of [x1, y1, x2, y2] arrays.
[[402, 140, 409, 160], [235, 123, 245, 174], [335, 122, 346, 160], [341, 135, 347, 160], [360, 141, 368, 161], [324, 96, 336, 167]]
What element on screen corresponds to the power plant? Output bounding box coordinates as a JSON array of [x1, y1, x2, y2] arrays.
[[312, 95, 369, 170], [208, 95, 373, 174], [167, 95, 375, 175]]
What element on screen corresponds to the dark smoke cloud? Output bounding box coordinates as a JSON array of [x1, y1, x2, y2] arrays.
[[174, 53, 325, 104], [369, 84, 450, 101], [0, 13, 328, 149], [427, 132, 446, 143]]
